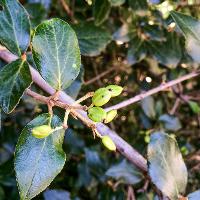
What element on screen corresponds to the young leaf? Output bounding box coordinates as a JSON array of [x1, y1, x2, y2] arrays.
[[170, 11, 200, 62], [93, 0, 111, 26], [0, 59, 32, 113], [32, 18, 81, 90], [147, 132, 188, 200], [73, 22, 112, 56], [0, 0, 30, 56], [15, 114, 66, 200], [188, 190, 200, 200]]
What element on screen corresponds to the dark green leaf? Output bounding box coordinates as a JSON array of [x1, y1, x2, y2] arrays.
[[64, 66, 84, 99], [159, 114, 182, 131], [32, 18, 81, 90], [0, 59, 32, 113], [74, 23, 112, 56], [93, 0, 111, 26], [141, 96, 156, 119], [149, 32, 182, 68], [105, 159, 143, 185], [15, 114, 66, 200], [127, 37, 147, 65], [25, 3, 46, 28], [108, 0, 125, 6], [171, 11, 200, 62], [113, 24, 137, 43], [188, 190, 200, 200], [43, 189, 70, 200], [28, 0, 52, 10], [0, 0, 30, 56], [147, 132, 188, 200], [129, 0, 148, 16]]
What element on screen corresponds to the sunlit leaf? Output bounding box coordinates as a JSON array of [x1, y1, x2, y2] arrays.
[[147, 132, 188, 200]]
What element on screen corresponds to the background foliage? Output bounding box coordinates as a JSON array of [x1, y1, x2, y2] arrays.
[[0, 0, 200, 199]]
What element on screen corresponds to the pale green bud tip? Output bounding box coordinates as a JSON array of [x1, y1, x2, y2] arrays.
[[32, 125, 53, 139], [102, 136, 116, 151], [106, 85, 123, 97], [104, 110, 117, 123], [87, 107, 107, 122], [92, 88, 111, 106]]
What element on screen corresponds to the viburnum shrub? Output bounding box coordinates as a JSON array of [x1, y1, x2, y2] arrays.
[[0, 0, 200, 200]]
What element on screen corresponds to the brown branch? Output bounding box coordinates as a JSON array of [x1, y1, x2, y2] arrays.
[[105, 71, 200, 112], [0, 48, 148, 173]]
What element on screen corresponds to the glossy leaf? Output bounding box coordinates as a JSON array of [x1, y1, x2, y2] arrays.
[[188, 190, 200, 200], [147, 132, 188, 200], [32, 18, 81, 90], [74, 23, 112, 56], [171, 11, 200, 62], [15, 114, 66, 200], [0, 59, 32, 113], [0, 0, 30, 56], [93, 0, 111, 26], [43, 189, 70, 200], [159, 114, 182, 131], [106, 160, 143, 185]]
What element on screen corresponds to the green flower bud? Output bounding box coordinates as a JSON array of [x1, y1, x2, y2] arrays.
[[92, 88, 111, 106], [32, 125, 53, 139], [102, 136, 116, 151], [106, 85, 123, 97], [104, 110, 117, 123], [88, 107, 107, 122]]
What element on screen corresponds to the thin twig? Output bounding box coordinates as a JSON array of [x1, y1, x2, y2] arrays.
[[84, 66, 117, 85], [0, 49, 148, 172], [105, 71, 200, 112]]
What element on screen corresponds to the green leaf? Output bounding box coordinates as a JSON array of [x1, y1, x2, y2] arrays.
[[188, 101, 200, 114], [0, 0, 30, 56], [74, 22, 112, 56], [129, 0, 148, 16], [147, 132, 188, 200], [25, 3, 46, 28], [105, 159, 143, 185], [170, 11, 200, 62], [141, 96, 156, 119], [64, 66, 84, 99], [32, 18, 81, 90], [43, 189, 71, 200], [108, 0, 125, 6], [188, 190, 200, 200], [0, 59, 32, 113], [159, 114, 182, 131], [28, 0, 52, 10], [149, 32, 182, 68], [93, 0, 111, 26], [14, 114, 66, 200]]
